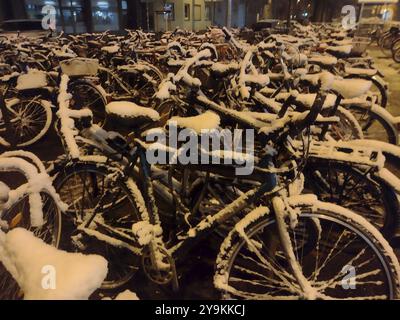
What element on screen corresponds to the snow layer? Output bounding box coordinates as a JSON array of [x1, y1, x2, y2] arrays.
[[0, 181, 10, 204], [0, 228, 108, 300], [331, 79, 372, 99], [308, 55, 338, 66], [114, 290, 139, 300], [168, 111, 221, 134], [106, 101, 160, 121], [16, 70, 48, 91], [103, 289, 139, 300]]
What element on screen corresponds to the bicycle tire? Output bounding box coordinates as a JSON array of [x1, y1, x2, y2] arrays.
[[215, 198, 400, 299], [53, 161, 147, 289]]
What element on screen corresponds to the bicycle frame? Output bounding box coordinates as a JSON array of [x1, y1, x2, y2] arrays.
[[72, 135, 318, 295], [0, 151, 67, 228]]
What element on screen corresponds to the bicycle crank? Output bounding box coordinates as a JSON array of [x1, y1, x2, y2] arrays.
[[141, 246, 179, 292]]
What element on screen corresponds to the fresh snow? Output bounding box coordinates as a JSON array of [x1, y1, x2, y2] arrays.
[[103, 289, 139, 300], [16, 69, 48, 91], [0, 228, 108, 300], [331, 78, 372, 99], [106, 101, 160, 121], [168, 111, 221, 134]]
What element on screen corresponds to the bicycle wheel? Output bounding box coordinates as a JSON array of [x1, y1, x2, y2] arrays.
[[325, 106, 363, 141], [0, 192, 62, 299], [304, 160, 397, 239], [68, 80, 107, 126], [53, 161, 144, 289], [380, 34, 394, 57], [346, 104, 398, 145], [2, 98, 52, 147], [391, 37, 400, 53], [122, 64, 163, 107], [393, 46, 400, 63], [215, 200, 400, 299]]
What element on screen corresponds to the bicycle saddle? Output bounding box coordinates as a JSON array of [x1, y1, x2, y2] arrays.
[[106, 101, 160, 128], [330, 78, 372, 99], [101, 45, 120, 54], [308, 55, 338, 66], [344, 66, 377, 77], [167, 111, 220, 134]]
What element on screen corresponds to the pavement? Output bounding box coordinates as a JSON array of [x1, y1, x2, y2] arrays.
[[368, 47, 400, 116]]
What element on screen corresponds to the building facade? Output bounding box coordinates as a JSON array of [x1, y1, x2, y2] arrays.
[[1, 0, 399, 33]]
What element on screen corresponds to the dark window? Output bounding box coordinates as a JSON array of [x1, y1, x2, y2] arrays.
[[184, 3, 190, 21], [205, 3, 212, 21]]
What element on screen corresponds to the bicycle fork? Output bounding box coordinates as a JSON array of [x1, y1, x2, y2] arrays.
[[272, 196, 319, 300]]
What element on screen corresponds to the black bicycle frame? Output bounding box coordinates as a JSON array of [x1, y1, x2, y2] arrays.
[[128, 141, 278, 261]]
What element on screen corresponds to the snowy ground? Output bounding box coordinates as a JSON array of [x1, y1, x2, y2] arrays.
[[368, 48, 400, 116]]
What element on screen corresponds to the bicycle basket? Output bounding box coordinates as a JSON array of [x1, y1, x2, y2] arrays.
[[60, 58, 99, 76]]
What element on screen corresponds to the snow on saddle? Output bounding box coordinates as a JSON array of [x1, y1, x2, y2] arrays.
[[106, 101, 160, 128], [301, 71, 372, 99], [167, 111, 221, 134], [0, 228, 108, 299], [308, 55, 338, 66], [0, 181, 10, 210], [344, 66, 378, 77], [330, 78, 372, 99]]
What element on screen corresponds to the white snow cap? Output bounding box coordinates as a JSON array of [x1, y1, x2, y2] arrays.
[[106, 101, 160, 121], [168, 111, 221, 134], [326, 44, 353, 54], [115, 290, 139, 300], [156, 74, 177, 100], [331, 79, 372, 99], [16, 69, 48, 91], [0, 181, 10, 203], [308, 55, 338, 66], [0, 228, 108, 300], [101, 45, 120, 54], [102, 289, 139, 300]]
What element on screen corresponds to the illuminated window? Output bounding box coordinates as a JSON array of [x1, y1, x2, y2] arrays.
[[164, 3, 175, 21], [91, 0, 119, 32]]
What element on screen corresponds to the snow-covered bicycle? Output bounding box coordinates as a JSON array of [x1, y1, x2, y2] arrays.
[[51, 75, 400, 299], [0, 151, 66, 299]]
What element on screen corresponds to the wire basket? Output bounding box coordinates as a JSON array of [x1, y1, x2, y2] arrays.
[[60, 58, 99, 77]]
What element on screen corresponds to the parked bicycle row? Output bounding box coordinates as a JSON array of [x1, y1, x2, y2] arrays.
[[2, 24, 400, 299]]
